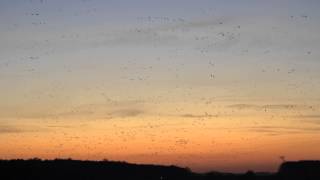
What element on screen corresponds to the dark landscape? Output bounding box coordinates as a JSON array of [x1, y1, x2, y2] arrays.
[[1, 159, 320, 180]]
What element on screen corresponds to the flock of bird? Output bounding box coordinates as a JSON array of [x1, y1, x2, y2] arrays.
[[0, 0, 318, 169]]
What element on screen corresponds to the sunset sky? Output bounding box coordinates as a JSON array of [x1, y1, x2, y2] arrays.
[[1, 0, 320, 173]]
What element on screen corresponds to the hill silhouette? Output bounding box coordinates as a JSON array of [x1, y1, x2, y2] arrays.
[[278, 160, 320, 180], [0, 159, 319, 180]]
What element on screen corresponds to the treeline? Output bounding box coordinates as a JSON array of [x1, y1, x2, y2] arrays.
[[0, 158, 319, 180]]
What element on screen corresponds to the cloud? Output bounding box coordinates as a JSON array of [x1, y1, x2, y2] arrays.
[[0, 125, 23, 134], [91, 16, 235, 48], [262, 104, 312, 109], [0, 124, 46, 134], [290, 115, 320, 124], [46, 107, 145, 119], [149, 17, 231, 31], [108, 109, 144, 118], [46, 125, 75, 129], [245, 125, 320, 136], [227, 104, 260, 109], [0, 99, 147, 120], [291, 115, 320, 119], [179, 113, 218, 118], [227, 104, 313, 110]]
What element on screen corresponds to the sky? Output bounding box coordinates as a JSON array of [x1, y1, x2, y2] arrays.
[[0, 0, 320, 173]]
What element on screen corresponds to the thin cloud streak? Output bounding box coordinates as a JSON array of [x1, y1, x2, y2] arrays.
[[227, 104, 314, 110], [0, 124, 47, 134]]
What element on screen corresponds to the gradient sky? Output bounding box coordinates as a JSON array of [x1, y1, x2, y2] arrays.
[[1, 0, 320, 173]]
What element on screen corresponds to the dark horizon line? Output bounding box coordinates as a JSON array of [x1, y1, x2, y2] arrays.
[[1, 158, 320, 180], [1, 157, 316, 174]]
